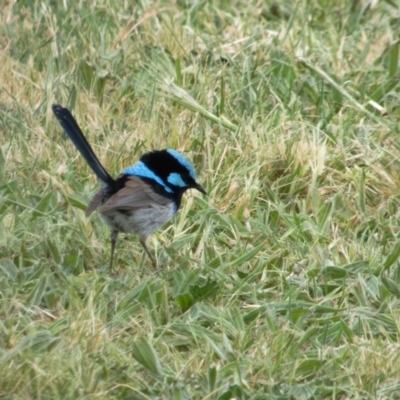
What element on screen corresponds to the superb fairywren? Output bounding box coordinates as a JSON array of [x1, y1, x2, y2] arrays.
[[52, 104, 206, 269]]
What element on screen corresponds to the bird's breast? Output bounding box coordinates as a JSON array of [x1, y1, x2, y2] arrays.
[[99, 201, 176, 238]]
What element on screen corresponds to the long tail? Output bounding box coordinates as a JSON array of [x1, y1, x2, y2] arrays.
[[52, 104, 116, 187]]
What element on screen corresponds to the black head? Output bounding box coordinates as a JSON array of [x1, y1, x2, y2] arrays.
[[140, 149, 206, 195], [123, 149, 206, 201]]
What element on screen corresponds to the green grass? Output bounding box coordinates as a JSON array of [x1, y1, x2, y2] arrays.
[[2, 0, 400, 398]]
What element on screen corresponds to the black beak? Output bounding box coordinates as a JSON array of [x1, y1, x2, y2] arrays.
[[193, 182, 207, 195]]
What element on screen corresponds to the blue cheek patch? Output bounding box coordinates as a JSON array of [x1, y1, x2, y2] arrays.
[[166, 149, 196, 180], [123, 161, 173, 193], [167, 172, 188, 188]]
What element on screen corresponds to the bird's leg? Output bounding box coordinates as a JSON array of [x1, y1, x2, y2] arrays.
[[140, 235, 157, 268], [110, 230, 119, 271]]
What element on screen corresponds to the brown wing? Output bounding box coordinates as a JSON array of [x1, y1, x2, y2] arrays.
[[86, 188, 104, 217], [97, 175, 170, 213]]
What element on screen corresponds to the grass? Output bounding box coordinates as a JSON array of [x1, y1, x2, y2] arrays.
[[1, 0, 400, 398]]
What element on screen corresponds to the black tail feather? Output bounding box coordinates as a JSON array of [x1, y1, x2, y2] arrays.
[[52, 104, 115, 187]]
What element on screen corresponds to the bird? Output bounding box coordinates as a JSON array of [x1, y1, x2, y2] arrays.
[[52, 104, 206, 270]]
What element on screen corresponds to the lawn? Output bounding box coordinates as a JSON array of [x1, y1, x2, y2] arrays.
[[1, 0, 400, 398]]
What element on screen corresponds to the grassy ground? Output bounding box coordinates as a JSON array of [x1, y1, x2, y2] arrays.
[[1, 0, 400, 398]]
